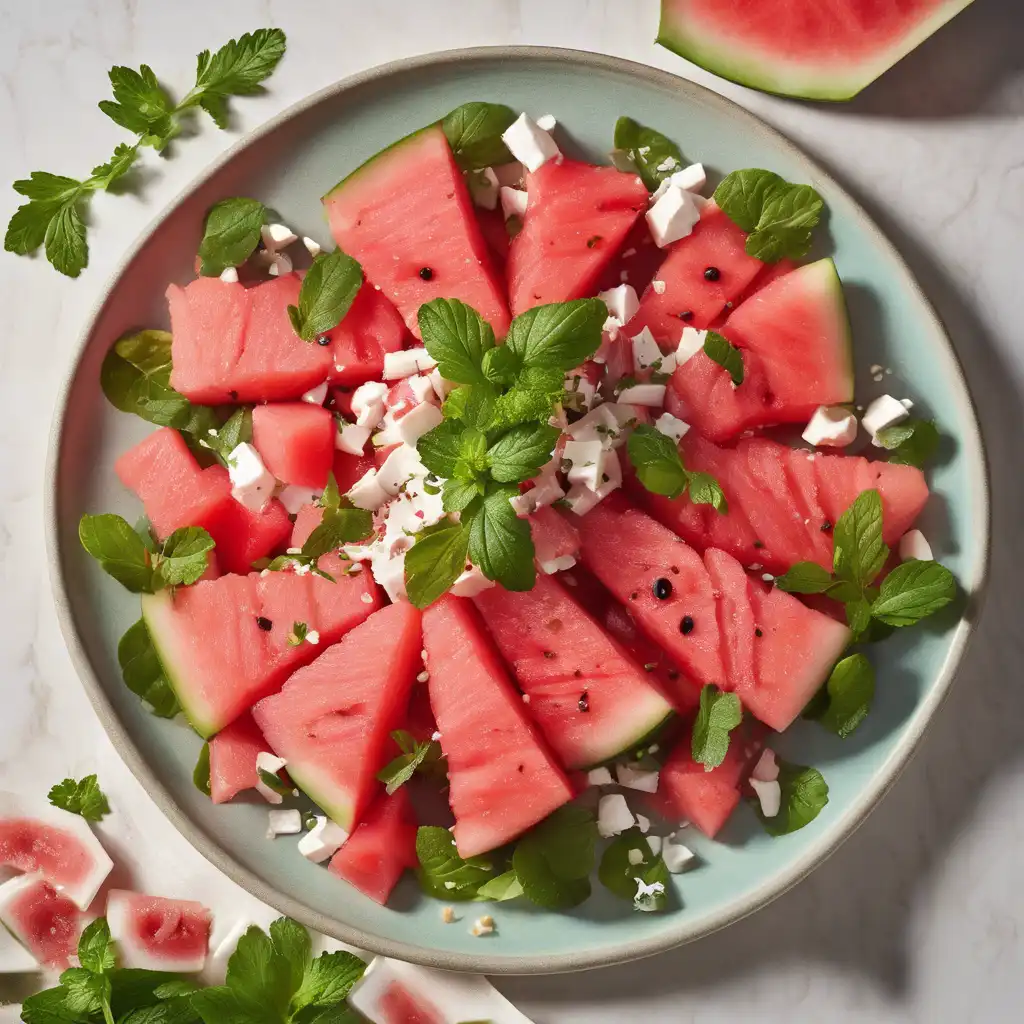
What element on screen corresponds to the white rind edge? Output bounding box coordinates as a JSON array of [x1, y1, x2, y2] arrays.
[[106, 889, 210, 973]]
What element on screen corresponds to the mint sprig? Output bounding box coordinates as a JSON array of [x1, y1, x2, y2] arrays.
[[442, 102, 518, 171], [197, 197, 266, 276], [376, 730, 445, 795], [757, 761, 829, 836], [703, 330, 744, 385], [416, 826, 499, 901], [511, 806, 597, 910], [404, 521, 472, 611], [48, 775, 111, 822], [626, 425, 727, 512], [691, 684, 743, 771], [876, 417, 940, 468], [613, 116, 685, 191], [287, 249, 363, 341]]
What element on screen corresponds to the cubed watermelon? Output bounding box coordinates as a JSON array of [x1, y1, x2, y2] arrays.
[[326, 283, 408, 387], [252, 403, 334, 490], [209, 712, 267, 804]]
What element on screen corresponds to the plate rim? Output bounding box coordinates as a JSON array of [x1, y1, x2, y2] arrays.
[[44, 44, 992, 975]]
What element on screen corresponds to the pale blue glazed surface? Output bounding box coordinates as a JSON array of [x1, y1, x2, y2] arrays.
[[47, 48, 988, 974]]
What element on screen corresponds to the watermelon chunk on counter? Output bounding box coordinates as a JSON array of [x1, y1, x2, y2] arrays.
[[106, 890, 212, 972], [142, 563, 381, 738], [168, 275, 334, 403], [253, 602, 422, 830], [507, 158, 648, 316], [252, 403, 334, 490], [209, 712, 267, 804], [327, 283, 409, 387], [473, 573, 675, 769], [0, 876, 82, 968], [115, 427, 292, 575], [323, 124, 510, 338], [328, 788, 418, 905], [631, 432, 929, 574], [422, 596, 574, 857]]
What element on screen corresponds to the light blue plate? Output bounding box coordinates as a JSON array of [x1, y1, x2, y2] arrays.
[[46, 47, 989, 974]]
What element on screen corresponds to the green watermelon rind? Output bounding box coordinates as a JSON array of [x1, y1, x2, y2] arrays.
[[279, 762, 356, 833], [321, 124, 437, 203], [656, 0, 976, 102], [583, 707, 677, 771]]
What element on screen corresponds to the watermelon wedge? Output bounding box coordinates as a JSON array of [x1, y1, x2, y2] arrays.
[[529, 505, 580, 571], [251, 403, 334, 490], [422, 597, 574, 857], [328, 788, 418, 905], [142, 562, 381, 737], [323, 124, 510, 338], [0, 876, 81, 968], [326, 283, 408, 387], [252, 601, 422, 830], [209, 712, 267, 804], [507, 158, 648, 316], [657, 0, 976, 101], [106, 890, 212, 972], [472, 574, 675, 768]]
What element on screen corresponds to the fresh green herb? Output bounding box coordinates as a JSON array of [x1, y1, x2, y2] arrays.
[[870, 559, 957, 626], [48, 775, 110, 822], [287, 249, 363, 341], [806, 653, 876, 738], [480, 344, 519, 386], [686, 471, 729, 513], [118, 619, 181, 719], [416, 826, 498, 901], [598, 827, 671, 912], [442, 478, 484, 514], [99, 65, 178, 150], [192, 744, 212, 797], [268, 499, 373, 580], [626, 425, 727, 512], [774, 561, 835, 595], [419, 298, 498, 386], [486, 423, 560, 484], [691, 684, 743, 771], [713, 169, 824, 263], [833, 489, 888, 590], [197, 197, 266, 276], [475, 870, 525, 903], [492, 366, 566, 429], [467, 487, 536, 593], [287, 622, 309, 647], [257, 768, 292, 798], [442, 102, 518, 171], [702, 331, 744, 385], [158, 527, 216, 586], [376, 730, 445, 795], [876, 418, 940, 468], [404, 521, 472, 610], [612, 116, 685, 191], [504, 299, 606, 372], [758, 761, 829, 836], [442, 383, 499, 430], [512, 806, 597, 910], [202, 407, 253, 465]]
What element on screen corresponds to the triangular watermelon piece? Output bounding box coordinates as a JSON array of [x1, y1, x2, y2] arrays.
[[506, 158, 647, 316], [209, 711, 267, 804], [252, 403, 334, 490], [326, 283, 408, 387], [422, 596, 574, 858], [323, 124, 510, 338], [472, 574, 675, 769], [252, 602, 422, 830]]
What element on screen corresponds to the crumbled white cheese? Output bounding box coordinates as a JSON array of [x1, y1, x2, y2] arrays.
[[501, 113, 560, 172], [262, 223, 298, 250], [617, 383, 666, 407], [298, 815, 349, 863], [627, 848, 645, 866], [646, 835, 662, 855], [499, 186, 529, 220], [255, 752, 288, 805], [450, 565, 496, 597], [615, 764, 660, 793], [751, 747, 779, 783], [646, 185, 701, 248], [801, 405, 858, 448], [587, 767, 614, 787], [302, 236, 322, 257], [535, 113, 557, 132], [468, 167, 500, 210], [750, 777, 782, 818], [563, 438, 608, 490], [265, 251, 293, 277], [539, 554, 576, 574], [862, 394, 911, 444], [346, 468, 389, 511], [633, 878, 666, 912], [407, 373, 436, 405], [277, 485, 321, 516], [227, 443, 276, 513], [351, 381, 389, 428], [631, 326, 664, 372], [662, 839, 696, 873], [336, 422, 371, 456], [652, 163, 707, 202], [428, 367, 452, 402], [567, 404, 622, 446], [377, 444, 427, 495], [394, 401, 444, 446], [899, 528, 933, 562], [266, 809, 302, 838], [597, 793, 635, 837], [598, 283, 640, 325], [219, 266, 239, 283], [635, 813, 651, 834], [675, 326, 707, 366], [654, 411, 690, 443], [383, 347, 438, 380], [301, 381, 329, 406]]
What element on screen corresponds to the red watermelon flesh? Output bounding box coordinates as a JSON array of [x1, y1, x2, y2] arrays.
[[381, 983, 443, 1024], [323, 124, 510, 338], [327, 283, 408, 387], [332, 451, 376, 497], [208, 488, 293, 576], [328, 788, 418, 905], [507, 158, 648, 316], [252, 602, 422, 830], [595, 217, 665, 296], [168, 275, 333, 403], [476, 205, 511, 271], [529, 505, 580, 568], [422, 596, 574, 858], [106, 889, 212, 973], [209, 712, 267, 804], [707, 258, 797, 329], [142, 562, 381, 738], [0, 876, 81, 968], [252, 403, 334, 490], [472, 574, 675, 769]]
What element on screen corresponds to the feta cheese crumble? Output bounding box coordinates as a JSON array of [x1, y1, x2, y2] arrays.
[[301, 382, 329, 406], [651, 163, 707, 201], [675, 326, 707, 366], [750, 778, 782, 818], [862, 394, 911, 445], [254, 752, 288, 805], [597, 793, 635, 837], [383, 347, 438, 380], [266, 809, 302, 838], [633, 877, 666, 912], [899, 528, 933, 562], [351, 381, 389, 428], [499, 186, 529, 220], [261, 223, 298, 250], [277, 485, 321, 516], [219, 266, 239, 283], [617, 383, 666, 407], [587, 767, 614, 787], [598, 283, 640, 325], [654, 411, 690, 443], [336, 422, 371, 455], [646, 185, 701, 248], [227, 443, 275, 513], [501, 113, 560, 172], [539, 554, 576, 574], [661, 838, 696, 873], [631, 326, 664, 372], [614, 764, 659, 793], [801, 405, 858, 448], [450, 565, 496, 598], [302, 236, 322, 257], [297, 815, 349, 863], [346, 468, 389, 511], [535, 113, 557, 132]]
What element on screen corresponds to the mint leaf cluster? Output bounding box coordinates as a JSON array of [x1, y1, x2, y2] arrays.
[[626, 425, 727, 512], [48, 775, 111, 822], [405, 297, 605, 607], [691, 684, 743, 770], [376, 730, 445, 795], [118, 618, 181, 719], [6, 29, 286, 278], [442, 102, 518, 171], [805, 653, 876, 739], [287, 249, 363, 341], [613, 116, 686, 191]]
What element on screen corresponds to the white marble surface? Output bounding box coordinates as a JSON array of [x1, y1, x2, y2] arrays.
[[0, 0, 1022, 1020]]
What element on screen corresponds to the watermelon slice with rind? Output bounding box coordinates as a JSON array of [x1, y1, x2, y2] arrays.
[[0, 799, 112, 911], [657, 0, 976, 101], [106, 889, 212, 973], [0, 875, 82, 969]]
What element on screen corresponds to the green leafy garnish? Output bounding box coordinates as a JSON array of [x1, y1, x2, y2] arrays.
[[598, 827, 671, 912], [691, 684, 743, 771], [612, 116, 685, 191], [467, 487, 536, 594], [197, 197, 266, 276], [833, 489, 888, 590], [486, 423, 561, 484], [158, 527, 217, 586], [626, 425, 727, 511], [287, 249, 363, 341], [419, 298, 498, 385], [376, 731, 445, 795], [48, 775, 110, 822], [475, 870, 525, 903], [193, 744, 212, 797], [404, 521, 472, 611], [713, 169, 824, 263], [876, 417, 940, 468], [100, 66, 177, 149], [503, 299, 606, 372], [257, 767, 292, 799], [775, 561, 834, 594], [702, 330, 744, 385], [118, 618, 181, 719], [512, 806, 597, 910], [757, 761, 829, 836], [267, 493, 373, 581], [803, 653, 876, 739], [287, 622, 309, 647], [870, 559, 957, 626], [416, 826, 498, 901], [442, 102, 518, 171]]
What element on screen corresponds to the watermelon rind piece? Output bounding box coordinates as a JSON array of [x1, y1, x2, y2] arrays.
[[106, 889, 211, 973], [0, 875, 82, 969], [322, 125, 434, 202], [657, 0, 976, 101]]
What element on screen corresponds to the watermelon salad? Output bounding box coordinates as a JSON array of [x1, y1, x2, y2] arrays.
[[78, 101, 959, 920]]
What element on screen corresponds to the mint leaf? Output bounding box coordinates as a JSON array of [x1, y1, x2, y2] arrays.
[[417, 420, 465, 478], [686, 470, 728, 514], [100, 330, 195, 429], [317, 471, 341, 511], [598, 827, 671, 911], [376, 731, 443, 795], [877, 418, 940, 468], [845, 595, 873, 637], [613, 116, 684, 191], [468, 487, 535, 592], [486, 423, 560, 484], [709, 169, 785, 232], [118, 619, 180, 718], [20, 986, 80, 1024], [99, 64, 177, 149], [224, 924, 294, 1020], [48, 775, 110, 823], [205, 407, 254, 466], [758, 761, 829, 836], [193, 743, 211, 797], [416, 826, 497, 900], [512, 806, 596, 910], [405, 520, 470, 610], [301, 506, 373, 564], [77, 918, 116, 974], [504, 299, 605, 372], [197, 197, 265, 276], [287, 249, 363, 341], [443, 383, 498, 429], [158, 527, 215, 586], [45, 199, 89, 278], [79, 513, 156, 593], [257, 767, 292, 798], [492, 366, 565, 428], [5, 197, 64, 257], [60, 968, 110, 1017], [290, 949, 365, 1015], [418, 298, 496, 385], [627, 424, 687, 498], [442, 102, 517, 171], [476, 870, 524, 903], [817, 654, 875, 738], [832, 490, 888, 589], [691, 684, 742, 771], [775, 561, 834, 594], [703, 331, 744, 385], [267, 918, 311, 998], [870, 559, 957, 626], [442, 478, 482, 513], [88, 143, 140, 190], [480, 345, 519, 386]]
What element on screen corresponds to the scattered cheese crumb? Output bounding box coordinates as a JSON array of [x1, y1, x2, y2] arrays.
[[597, 793, 635, 837], [302, 236, 322, 257], [535, 113, 557, 132], [750, 777, 782, 818], [219, 266, 239, 283], [662, 839, 696, 873], [262, 223, 298, 250], [615, 764, 660, 793], [627, 848, 645, 866], [651, 279, 666, 295], [675, 326, 707, 367], [266, 809, 302, 838], [298, 815, 349, 862], [360, 593, 374, 605], [862, 394, 911, 445], [301, 382, 329, 406], [635, 813, 651, 834], [801, 405, 858, 448], [470, 915, 496, 937], [587, 767, 614, 787], [501, 113, 559, 172], [598, 283, 639, 324], [646, 185, 701, 248], [646, 835, 662, 855], [416, 671, 429, 683]]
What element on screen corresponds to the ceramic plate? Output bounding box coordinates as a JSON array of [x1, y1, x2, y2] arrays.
[[46, 47, 989, 974]]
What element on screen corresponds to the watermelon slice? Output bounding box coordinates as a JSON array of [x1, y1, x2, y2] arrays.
[[0, 876, 81, 968], [251, 403, 334, 490], [328, 788, 418, 905], [142, 563, 381, 737], [422, 597, 574, 857], [595, 217, 665, 296], [529, 505, 580, 571], [327, 283, 408, 387], [168, 275, 334, 403], [209, 712, 267, 804], [252, 601, 422, 830], [472, 574, 675, 768], [106, 890, 212, 972], [657, 0, 975, 101], [631, 432, 929, 574], [506, 158, 648, 316], [323, 124, 510, 338]]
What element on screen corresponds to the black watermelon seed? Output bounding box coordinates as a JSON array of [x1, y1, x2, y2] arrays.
[[755, 628, 763, 637], [256, 616, 273, 631], [704, 266, 721, 281], [821, 520, 833, 532], [678, 310, 694, 321], [418, 266, 434, 280], [229, 390, 238, 400], [667, 669, 680, 681], [315, 335, 331, 346], [517, 763, 525, 773], [630, 591, 639, 601], [680, 615, 695, 635], [578, 691, 590, 713], [543, 650, 555, 659], [573, 669, 583, 678], [653, 577, 672, 600], [753, 540, 765, 549]]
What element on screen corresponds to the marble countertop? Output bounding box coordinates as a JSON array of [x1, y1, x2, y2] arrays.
[[1, 1, 1022, 1020]]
